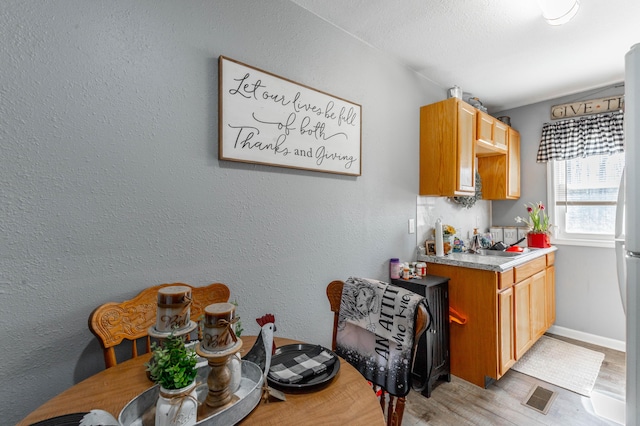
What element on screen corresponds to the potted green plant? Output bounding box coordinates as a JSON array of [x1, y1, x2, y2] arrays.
[[145, 333, 199, 426]]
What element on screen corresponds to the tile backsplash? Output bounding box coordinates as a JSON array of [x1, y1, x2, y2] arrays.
[[416, 195, 491, 251], [416, 196, 529, 255]]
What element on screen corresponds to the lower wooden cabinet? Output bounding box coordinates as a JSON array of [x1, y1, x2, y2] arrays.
[[513, 276, 532, 360], [498, 287, 516, 376], [427, 251, 556, 387], [545, 264, 556, 328], [514, 270, 546, 359]]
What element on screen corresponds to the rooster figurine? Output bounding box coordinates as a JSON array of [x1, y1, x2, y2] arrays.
[[242, 321, 274, 374], [243, 314, 276, 370], [256, 314, 276, 354], [242, 314, 280, 402]]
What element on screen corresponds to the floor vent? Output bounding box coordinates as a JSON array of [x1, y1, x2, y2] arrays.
[[522, 385, 557, 414]]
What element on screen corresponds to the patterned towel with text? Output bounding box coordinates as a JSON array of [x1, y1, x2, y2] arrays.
[[335, 277, 425, 397]]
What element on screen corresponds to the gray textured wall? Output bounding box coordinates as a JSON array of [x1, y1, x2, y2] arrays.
[[492, 86, 626, 345], [0, 1, 443, 422], [3, 1, 624, 422]]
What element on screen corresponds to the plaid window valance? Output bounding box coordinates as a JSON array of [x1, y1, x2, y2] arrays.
[[536, 111, 624, 162]]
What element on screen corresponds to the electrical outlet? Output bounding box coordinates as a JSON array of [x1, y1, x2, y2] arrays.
[[490, 227, 504, 243], [503, 227, 518, 245], [408, 219, 415, 234]]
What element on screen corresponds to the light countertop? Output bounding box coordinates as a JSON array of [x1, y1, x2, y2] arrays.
[[417, 246, 557, 272]]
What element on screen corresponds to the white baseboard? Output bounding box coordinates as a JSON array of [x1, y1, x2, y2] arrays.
[[547, 325, 626, 352]]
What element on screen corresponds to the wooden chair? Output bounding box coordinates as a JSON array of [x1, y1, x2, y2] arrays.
[[89, 282, 230, 369], [327, 280, 429, 426]]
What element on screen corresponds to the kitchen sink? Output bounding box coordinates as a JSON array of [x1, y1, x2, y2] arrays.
[[473, 249, 527, 257]]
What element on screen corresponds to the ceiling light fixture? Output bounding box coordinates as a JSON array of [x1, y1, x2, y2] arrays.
[[536, 0, 580, 25]]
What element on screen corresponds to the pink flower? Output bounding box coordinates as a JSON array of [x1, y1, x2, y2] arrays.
[[516, 201, 551, 234]]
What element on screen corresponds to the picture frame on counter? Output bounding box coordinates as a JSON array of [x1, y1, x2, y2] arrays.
[[218, 56, 362, 176], [425, 240, 436, 255]]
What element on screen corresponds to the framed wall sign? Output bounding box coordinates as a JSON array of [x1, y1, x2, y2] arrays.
[[219, 56, 362, 176]]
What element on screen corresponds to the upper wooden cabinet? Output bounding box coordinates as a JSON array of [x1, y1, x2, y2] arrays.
[[494, 120, 509, 151], [507, 128, 521, 199], [419, 98, 476, 197], [420, 98, 520, 200], [476, 110, 508, 155], [477, 127, 521, 200]]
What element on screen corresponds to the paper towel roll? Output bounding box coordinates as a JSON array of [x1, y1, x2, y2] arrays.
[[435, 219, 444, 257]]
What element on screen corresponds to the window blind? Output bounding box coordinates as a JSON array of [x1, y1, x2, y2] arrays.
[[552, 152, 624, 235]]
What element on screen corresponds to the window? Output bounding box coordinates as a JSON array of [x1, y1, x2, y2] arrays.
[[537, 109, 624, 247], [548, 152, 624, 246]]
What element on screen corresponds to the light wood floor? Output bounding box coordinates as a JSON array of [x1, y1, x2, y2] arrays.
[[403, 334, 626, 426]]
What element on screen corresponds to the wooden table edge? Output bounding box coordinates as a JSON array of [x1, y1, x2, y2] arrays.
[[18, 336, 385, 426]]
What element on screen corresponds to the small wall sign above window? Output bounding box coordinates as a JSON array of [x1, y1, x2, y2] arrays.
[[550, 95, 624, 120], [219, 56, 362, 176]]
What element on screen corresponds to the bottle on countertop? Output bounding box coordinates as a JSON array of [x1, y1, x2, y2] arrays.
[[435, 219, 444, 257], [390, 258, 401, 280], [402, 265, 411, 280], [470, 228, 481, 253]]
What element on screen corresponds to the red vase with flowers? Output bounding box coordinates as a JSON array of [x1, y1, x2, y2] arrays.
[[526, 232, 551, 248], [516, 202, 552, 248]]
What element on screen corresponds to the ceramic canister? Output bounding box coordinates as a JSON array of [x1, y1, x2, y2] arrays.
[[447, 85, 462, 99], [202, 302, 237, 352], [156, 285, 192, 332]]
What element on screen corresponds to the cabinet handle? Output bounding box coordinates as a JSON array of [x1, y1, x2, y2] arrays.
[[449, 307, 467, 325]]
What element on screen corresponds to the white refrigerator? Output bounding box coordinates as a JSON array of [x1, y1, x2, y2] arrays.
[[619, 42, 640, 426]]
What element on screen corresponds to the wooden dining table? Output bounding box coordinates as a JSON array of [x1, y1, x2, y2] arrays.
[[18, 336, 385, 426]]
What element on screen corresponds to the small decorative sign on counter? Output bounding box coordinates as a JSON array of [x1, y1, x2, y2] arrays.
[[219, 56, 362, 176]]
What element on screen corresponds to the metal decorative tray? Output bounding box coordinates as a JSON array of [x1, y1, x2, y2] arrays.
[[118, 360, 263, 426]]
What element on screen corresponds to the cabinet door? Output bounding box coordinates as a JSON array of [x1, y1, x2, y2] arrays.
[[514, 277, 532, 359], [545, 265, 556, 328], [476, 128, 520, 200], [494, 120, 508, 151], [456, 102, 476, 194], [507, 129, 521, 199], [419, 98, 475, 197], [498, 287, 516, 376], [476, 111, 493, 146], [476, 110, 507, 156], [531, 270, 547, 340]]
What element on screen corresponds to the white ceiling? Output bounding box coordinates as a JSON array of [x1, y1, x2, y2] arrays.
[[289, 0, 640, 112]]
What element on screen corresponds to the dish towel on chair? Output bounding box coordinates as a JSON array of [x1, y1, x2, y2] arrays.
[[335, 277, 426, 397]]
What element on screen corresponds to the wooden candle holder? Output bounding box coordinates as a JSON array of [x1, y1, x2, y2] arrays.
[[196, 339, 243, 413]]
